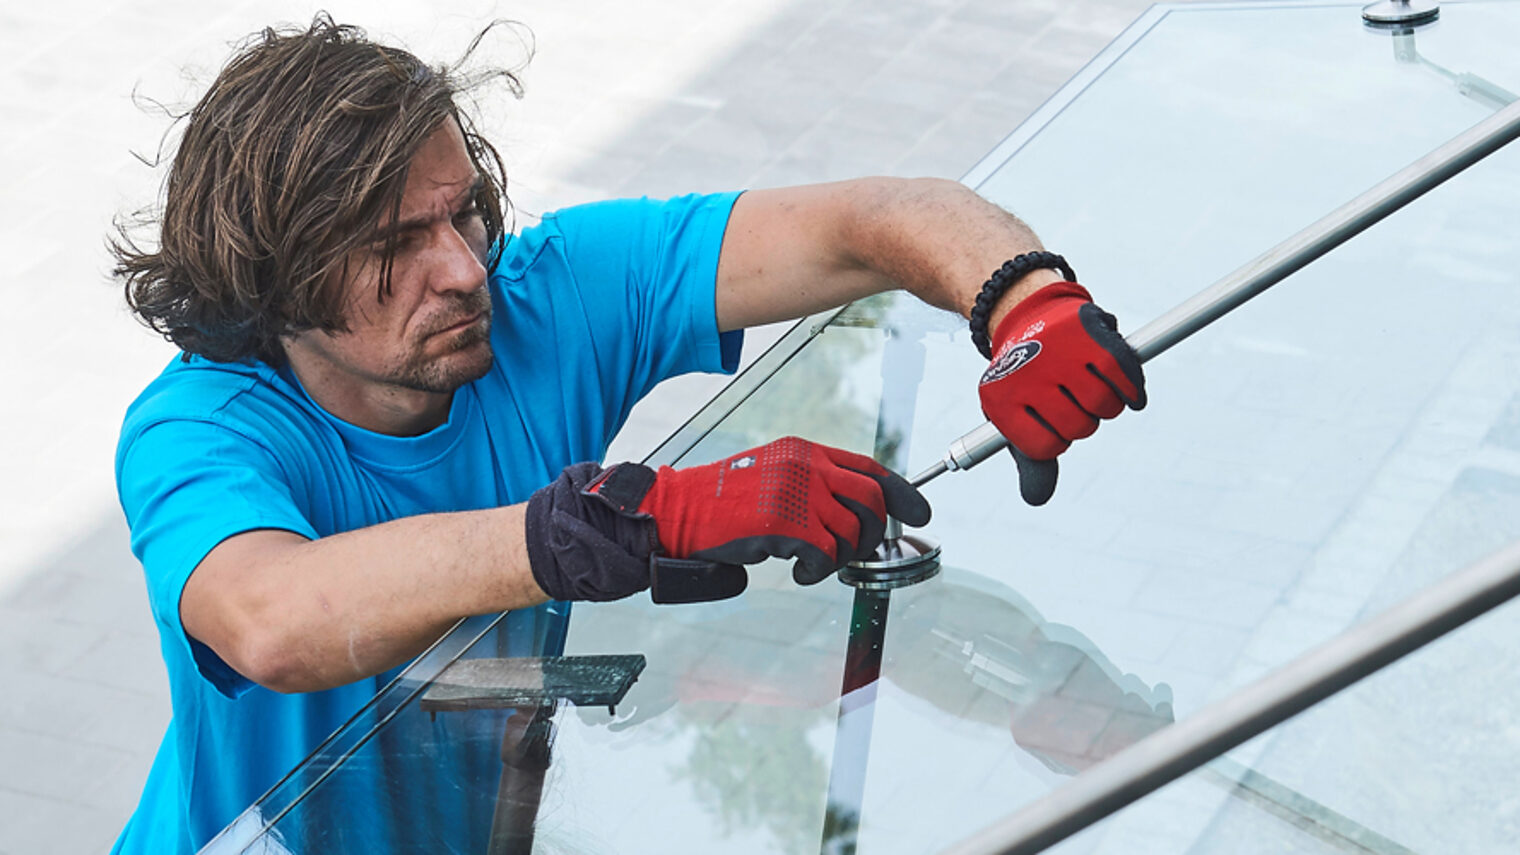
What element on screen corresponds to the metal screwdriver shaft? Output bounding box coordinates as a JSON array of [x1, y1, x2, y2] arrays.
[[909, 460, 949, 489], [910, 96, 1520, 490]]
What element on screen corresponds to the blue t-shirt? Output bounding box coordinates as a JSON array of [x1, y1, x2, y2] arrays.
[[111, 193, 743, 854]]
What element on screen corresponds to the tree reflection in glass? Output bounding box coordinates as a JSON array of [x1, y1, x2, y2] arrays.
[[577, 565, 1173, 852]]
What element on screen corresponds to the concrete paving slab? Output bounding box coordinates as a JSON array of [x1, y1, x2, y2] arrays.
[[0, 786, 126, 855]]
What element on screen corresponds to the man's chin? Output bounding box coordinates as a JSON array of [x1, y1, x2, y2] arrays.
[[440, 342, 495, 389], [402, 340, 494, 393]]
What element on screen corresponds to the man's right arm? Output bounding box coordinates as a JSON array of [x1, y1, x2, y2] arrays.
[[182, 504, 545, 694], [178, 437, 929, 696]]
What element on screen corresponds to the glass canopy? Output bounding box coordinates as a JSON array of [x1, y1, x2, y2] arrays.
[[204, 1, 1520, 853]]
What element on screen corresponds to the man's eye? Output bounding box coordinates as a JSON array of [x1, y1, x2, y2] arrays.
[[454, 206, 483, 225], [372, 233, 417, 256]]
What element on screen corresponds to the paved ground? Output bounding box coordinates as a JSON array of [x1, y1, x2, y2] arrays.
[[0, 0, 1170, 851]]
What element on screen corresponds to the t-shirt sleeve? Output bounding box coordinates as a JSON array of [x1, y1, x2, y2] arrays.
[[542, 192, 744, 398], [118, 418, 318, 699]]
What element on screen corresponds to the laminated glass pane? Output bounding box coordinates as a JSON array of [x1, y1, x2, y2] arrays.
[[207, 2, 1520, 852], [972, 0, 1520, 330], [1040, 593, 1520, 855], [200, 608, 574, 853]]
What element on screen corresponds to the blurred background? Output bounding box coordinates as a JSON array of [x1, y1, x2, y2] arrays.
[[0, 0, 1173, 850]]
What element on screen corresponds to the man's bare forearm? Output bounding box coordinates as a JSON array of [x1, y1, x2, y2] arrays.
[[716, 177, 1063, 333], [183, 503, 545, 694], [841, 177, 1061, 329]]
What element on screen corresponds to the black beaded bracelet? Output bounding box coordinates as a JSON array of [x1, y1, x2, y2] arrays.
[[969, 251, 1076, 359]]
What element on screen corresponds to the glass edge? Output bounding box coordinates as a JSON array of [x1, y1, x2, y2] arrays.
[[641, 306, 845, 467], [957, 0, 1492, 192], [196, 612, 511, 854], [960, 3, 1173, 189]]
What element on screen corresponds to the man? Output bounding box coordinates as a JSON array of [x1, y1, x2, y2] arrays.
[[110, 16, 1145, 854]]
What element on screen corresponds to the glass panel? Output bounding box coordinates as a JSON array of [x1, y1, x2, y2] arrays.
[[974, 0, 1520, 333], [554, 2, 1520, 851], [209, 2, 1520, 852], [199, 606, 571, 854], [1042, 592, 1520, 854]]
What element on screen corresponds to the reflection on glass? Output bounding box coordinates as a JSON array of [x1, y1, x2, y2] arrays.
[[1049, 593, 1520, 855], [887, 574, 1174, 776], [563, 565, 1172, 854], [200, 609, 570, 854]]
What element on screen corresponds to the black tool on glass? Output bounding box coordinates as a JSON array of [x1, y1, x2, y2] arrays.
[[421, 654, 645, 855]]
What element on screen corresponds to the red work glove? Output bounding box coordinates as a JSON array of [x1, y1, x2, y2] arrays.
[[978, 282, 1145, 506], [621, 436, 931, 588]]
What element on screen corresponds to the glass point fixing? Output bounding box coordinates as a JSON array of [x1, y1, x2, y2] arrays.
[[1362, 0, 1439, 27]]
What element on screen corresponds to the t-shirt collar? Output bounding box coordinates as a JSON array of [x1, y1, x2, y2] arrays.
[[275, 362, 476, 470]]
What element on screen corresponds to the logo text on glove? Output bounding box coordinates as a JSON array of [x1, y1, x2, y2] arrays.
[[981, 340, 1042, 384]]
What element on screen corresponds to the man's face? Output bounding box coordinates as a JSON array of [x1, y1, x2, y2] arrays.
[[287, 120, 494, 403]]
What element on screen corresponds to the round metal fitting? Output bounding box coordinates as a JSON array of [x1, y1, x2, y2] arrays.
[[840, 533, 942, 590], [1362, 0, 1439, 27]]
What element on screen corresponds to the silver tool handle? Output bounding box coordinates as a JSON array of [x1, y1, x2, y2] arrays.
[[911, 96, 1520, 489]]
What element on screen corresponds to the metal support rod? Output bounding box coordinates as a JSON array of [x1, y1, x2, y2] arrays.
[[912, 97, 1520, 488], [937, 537, 1520, 855], [821, 589, 893, 855], [820, 326, 929, 853]]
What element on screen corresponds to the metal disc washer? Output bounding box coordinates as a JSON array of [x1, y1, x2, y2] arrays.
[[1362, 0, 1439, 27], [840, 533, 942, 590]]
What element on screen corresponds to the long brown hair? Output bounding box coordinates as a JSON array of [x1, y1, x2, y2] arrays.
[[112, 15, 519, 365]]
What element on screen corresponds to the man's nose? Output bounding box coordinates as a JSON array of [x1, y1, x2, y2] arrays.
[[429, 223, 487, 294]]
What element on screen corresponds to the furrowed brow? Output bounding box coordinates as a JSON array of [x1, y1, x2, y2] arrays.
[[368, 215, 430, 245], [367, 174, 484, 243], [455, 175, 487, 211]]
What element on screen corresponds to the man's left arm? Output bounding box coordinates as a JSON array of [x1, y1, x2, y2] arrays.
[[716, 178, 1052, 333], [715, 177, 1146, 504]]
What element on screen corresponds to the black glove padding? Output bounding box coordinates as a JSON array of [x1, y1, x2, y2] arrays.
[[1009, 445, 1061, 507], [524, 463, 749, 604], [525, 463, 654, 602], [978, 283, 1146, 507]]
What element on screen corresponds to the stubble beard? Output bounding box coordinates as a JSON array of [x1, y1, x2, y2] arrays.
[[391, 296, 495, 393]]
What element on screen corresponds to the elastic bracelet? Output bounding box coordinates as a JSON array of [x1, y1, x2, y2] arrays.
[[969, 252, 1076, 359]]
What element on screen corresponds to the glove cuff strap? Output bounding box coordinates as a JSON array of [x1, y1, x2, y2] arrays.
[[969, 252, 1077, 359], [583, 462, 658, 514], [650, 555, 748, 604], [525, 462, 661, 603]]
